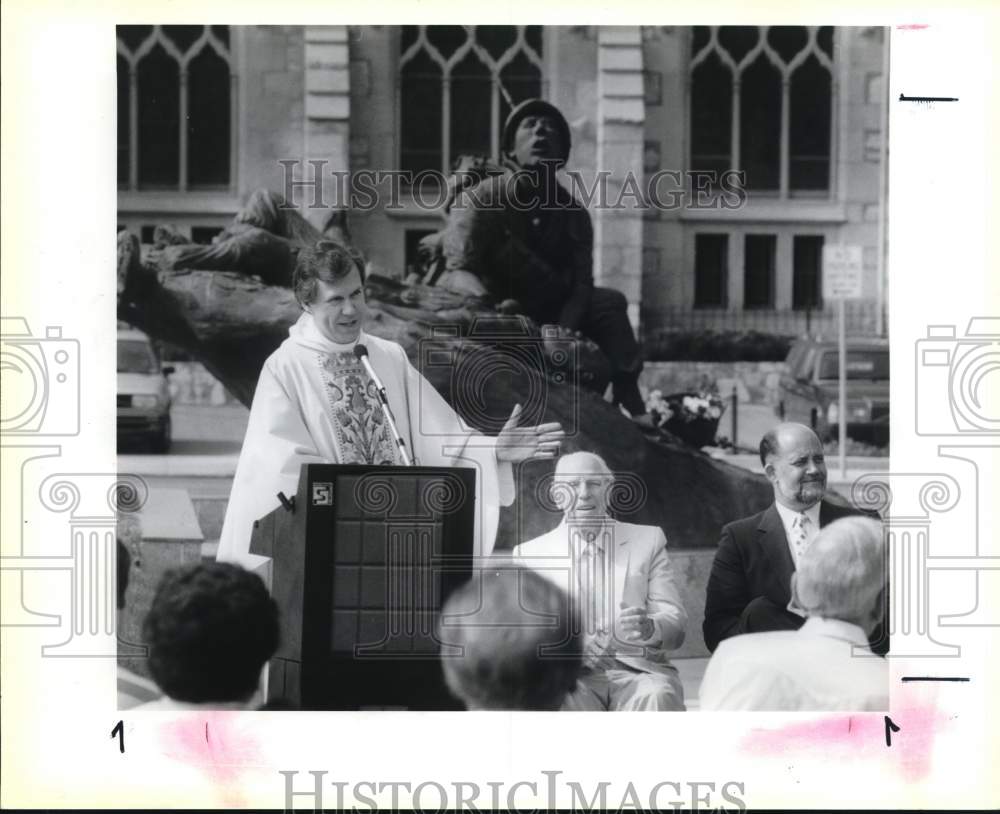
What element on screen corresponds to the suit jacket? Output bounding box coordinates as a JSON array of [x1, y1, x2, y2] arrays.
[[703, 500, 879, 653], [512, 520, 687, 675], [699, 617, 889, 711]]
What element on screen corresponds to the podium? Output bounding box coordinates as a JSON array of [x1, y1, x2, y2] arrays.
[[250, 464, 476, 709]]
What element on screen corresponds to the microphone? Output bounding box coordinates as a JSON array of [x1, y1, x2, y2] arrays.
[[354, 344, 388, 404], [353, 344, 412, 466]]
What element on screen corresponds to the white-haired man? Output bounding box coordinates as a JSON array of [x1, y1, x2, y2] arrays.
[[512, 451, 688, 710], [699, 516, 888, 711]]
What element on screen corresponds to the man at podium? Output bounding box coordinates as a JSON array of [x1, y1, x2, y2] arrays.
[[217, 241, 565, 568]]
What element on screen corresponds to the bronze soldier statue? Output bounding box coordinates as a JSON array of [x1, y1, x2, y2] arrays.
[[425, 99, 650, 424]]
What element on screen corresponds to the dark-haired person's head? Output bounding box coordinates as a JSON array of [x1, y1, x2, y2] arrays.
[[142, 562, 279, 706], [439, 567, 581, 710], [293, 241, 369, 345]]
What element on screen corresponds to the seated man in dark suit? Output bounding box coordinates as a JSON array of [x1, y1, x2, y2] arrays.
[[438, 567, 582, 710], [703, 422, 887, 654], [701, 517, 889, 710]]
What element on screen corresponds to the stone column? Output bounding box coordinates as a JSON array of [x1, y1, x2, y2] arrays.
[[594, 27, 645, 330], [303, 26, 351, 231]]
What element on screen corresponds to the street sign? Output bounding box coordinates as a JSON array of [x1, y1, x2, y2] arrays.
[[822, 245, 864, 299], [821, 244, 863, 479]]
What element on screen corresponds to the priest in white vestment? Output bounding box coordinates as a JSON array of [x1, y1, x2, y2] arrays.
[[217, 240, 565, 569]]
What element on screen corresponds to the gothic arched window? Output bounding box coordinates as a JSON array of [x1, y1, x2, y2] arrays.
[[117, 25, 234, 190], [689, 26, 834, 196], [399, 25, 544, 174]]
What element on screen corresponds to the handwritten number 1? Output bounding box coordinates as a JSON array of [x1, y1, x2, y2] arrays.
[[884, 715, 900, 746], [111, 719, 124, 753]]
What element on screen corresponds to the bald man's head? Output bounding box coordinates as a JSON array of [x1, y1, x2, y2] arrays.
[[555, 452, 611, 478], [552, 452, 613, 520], [760, 423, 828, 511]]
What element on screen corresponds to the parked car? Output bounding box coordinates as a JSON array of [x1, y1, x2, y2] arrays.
[[774, 336, 889, 446], [117, 328, 174, 452]]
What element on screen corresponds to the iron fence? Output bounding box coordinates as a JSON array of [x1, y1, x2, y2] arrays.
[[643, 301, 885, 339]]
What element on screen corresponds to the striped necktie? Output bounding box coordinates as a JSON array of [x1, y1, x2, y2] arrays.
[[576, 534, 609, 636]]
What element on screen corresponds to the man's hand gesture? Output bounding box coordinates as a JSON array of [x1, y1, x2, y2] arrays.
[[495, 403, 565, 463]]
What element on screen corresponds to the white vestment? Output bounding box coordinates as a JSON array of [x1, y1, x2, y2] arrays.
[[217, 314, 514, 568]]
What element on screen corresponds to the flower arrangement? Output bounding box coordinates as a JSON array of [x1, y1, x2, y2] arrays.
[[646, 389, 725, 448]]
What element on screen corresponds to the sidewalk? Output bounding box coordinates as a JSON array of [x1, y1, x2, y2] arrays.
[[119, 404, 246, 476], [675, 657, 709, 711]]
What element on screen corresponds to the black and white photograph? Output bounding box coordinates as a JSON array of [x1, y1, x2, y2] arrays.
[[2, 4, 998, 811], [114, 23, 892, 715]]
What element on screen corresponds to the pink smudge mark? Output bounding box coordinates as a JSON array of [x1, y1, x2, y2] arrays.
[[159, 712, 263, 806], [897, 24, 930, 30], [741, 683, 950, 782]]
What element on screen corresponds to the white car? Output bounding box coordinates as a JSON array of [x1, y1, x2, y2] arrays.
[[117, 328, 173, 452]]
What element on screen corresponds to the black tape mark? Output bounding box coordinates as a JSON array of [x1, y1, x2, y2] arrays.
[[899, 94, 959, 102], [901, 676, 970, 682]]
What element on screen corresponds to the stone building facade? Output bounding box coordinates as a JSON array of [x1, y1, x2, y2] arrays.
[[117, 24, 888, 341]]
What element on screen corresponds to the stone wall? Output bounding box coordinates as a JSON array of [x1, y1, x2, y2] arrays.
[[640, 360, 786, 405], [670, 548, 715, 657], [838, 26, 888, 301], [240, 26, 307, 196], [636, 26, 887, 332], [118, 489, 205, 680], [594, 27, 645, 326], [345, 26, 442, 277]]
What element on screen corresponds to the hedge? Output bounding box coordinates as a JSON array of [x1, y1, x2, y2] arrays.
[[643, 330, 794, 363]]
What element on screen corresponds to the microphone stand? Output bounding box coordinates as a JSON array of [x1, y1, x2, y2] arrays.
[[354, 345, 413, 466]]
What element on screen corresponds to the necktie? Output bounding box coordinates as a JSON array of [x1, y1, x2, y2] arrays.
[[576, 534, 608, 636], [791, 513, 813, 561]]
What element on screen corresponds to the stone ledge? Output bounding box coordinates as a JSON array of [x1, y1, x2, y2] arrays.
[[136, 487, 204, 543], [598, 48, 642, 72], [305, 26, 349, 44], [597, 27, 642, 46]]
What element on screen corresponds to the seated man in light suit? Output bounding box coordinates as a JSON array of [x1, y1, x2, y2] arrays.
[[513, 452, 688, 710], [699, 516, 888, 711]]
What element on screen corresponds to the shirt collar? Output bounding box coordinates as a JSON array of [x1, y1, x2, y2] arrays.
[[289, 312, 366, 355], [559, 517, 616, 551], [775, 499, 821, 531], [799, 616, 871, 648]]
